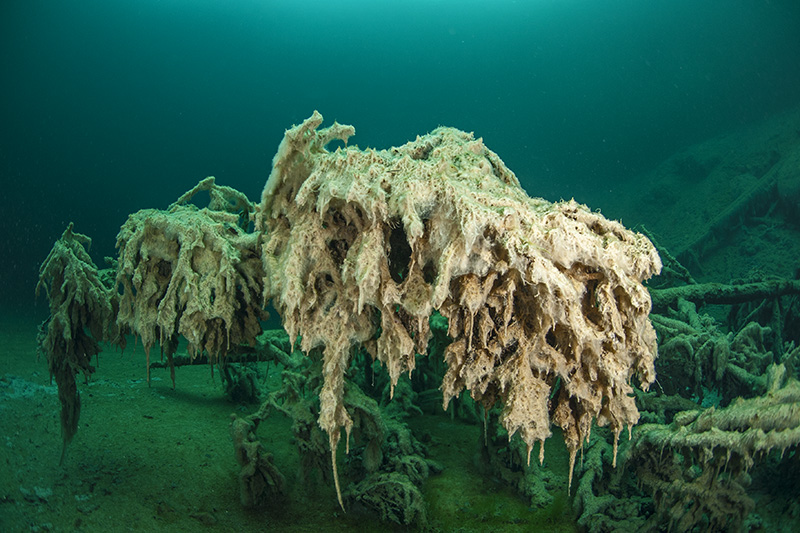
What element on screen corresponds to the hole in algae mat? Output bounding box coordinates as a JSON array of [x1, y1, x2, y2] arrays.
[[409, 413, 578, 532], [388, 222, 412, 283]]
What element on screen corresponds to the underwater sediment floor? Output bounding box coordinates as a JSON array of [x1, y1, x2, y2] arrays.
[[0, 310, 578, 532]]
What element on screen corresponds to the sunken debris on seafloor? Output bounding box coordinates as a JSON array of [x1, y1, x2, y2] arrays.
[[38, 111, 667, 523]]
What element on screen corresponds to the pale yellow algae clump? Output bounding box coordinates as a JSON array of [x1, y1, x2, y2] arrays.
[[116, 177, 266, 380], [256, 111, 662, 505]]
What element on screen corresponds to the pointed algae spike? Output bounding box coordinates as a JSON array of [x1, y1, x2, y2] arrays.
[[567, 446, 578, 495], [328, 430, 346, 512], [332, 447, 345, 512]]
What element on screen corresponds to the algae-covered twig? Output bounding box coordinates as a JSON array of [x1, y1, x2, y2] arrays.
[[650, 278, 800, 312], [230, 400, 286, 507], [171, 175, 254, 230], [639, 224, 695, 287], [631, 367, 800, 531]]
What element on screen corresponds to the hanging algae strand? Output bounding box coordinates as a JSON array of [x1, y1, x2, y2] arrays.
[[36, 223, 119, 464], [256, 111, 661, 505]]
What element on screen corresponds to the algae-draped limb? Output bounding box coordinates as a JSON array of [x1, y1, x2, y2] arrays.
[[36, 223, 118, 463], [257, 111, 661, 503]]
